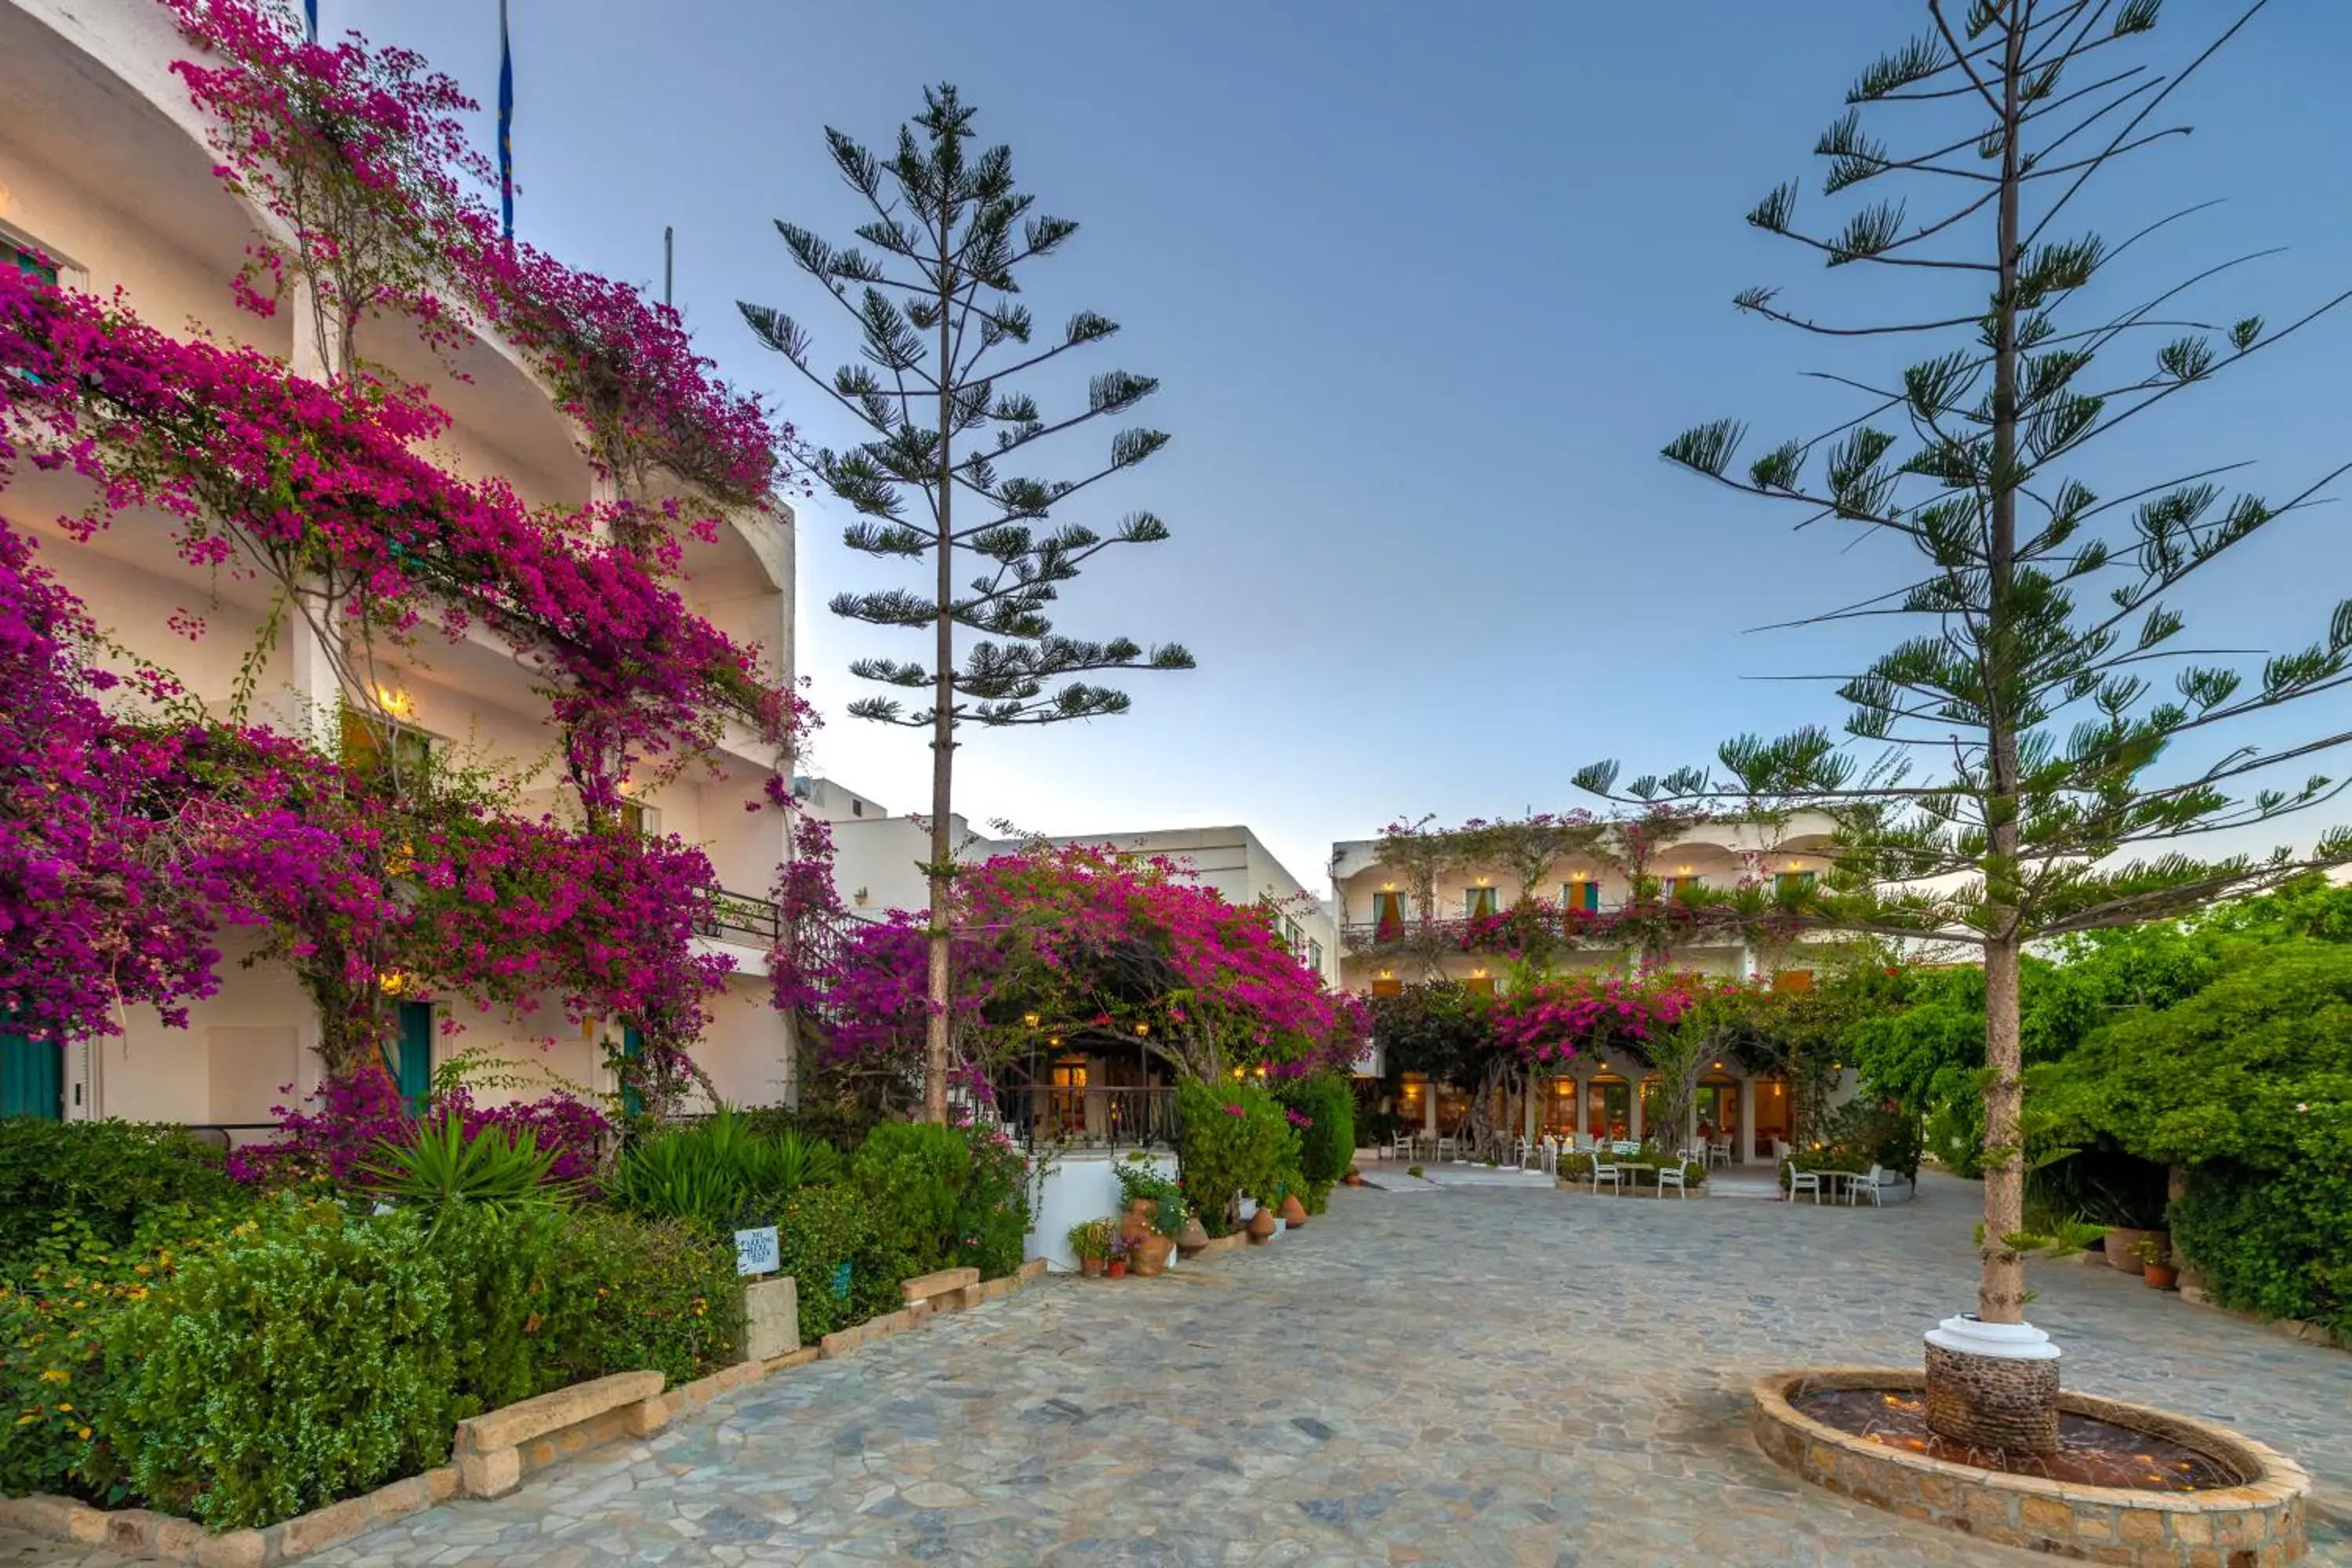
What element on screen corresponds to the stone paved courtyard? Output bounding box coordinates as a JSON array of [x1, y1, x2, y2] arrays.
[[7, 1171, 2346, 1566]]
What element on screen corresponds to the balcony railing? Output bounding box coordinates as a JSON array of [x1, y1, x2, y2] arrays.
[[695, 887, 782, 946], [993, 1084, 1178, 1153]]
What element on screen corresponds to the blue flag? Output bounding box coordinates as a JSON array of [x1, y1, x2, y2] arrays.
[[497, 0, 515, 241], [303, 0, 317, 42]]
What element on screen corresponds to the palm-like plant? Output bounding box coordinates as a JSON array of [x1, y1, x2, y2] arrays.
[[363, 1116, 574, 1221]]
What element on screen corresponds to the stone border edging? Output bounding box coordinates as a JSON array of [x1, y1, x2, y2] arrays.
[[1751, 1367, 2310, 1566], [0, 1259, 1054, 1564]]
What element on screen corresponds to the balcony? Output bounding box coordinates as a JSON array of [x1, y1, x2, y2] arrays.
[[695, 887, 782, 946], [993, 1083, 1179, 1154]]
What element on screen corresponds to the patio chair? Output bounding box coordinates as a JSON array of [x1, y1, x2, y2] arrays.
[[1788, 1167, 1824, 1204], [1589, 1149, 1623, 1196], [1389, 1131, 1415, 1162], [1436, 1134, 1461, 1163], [1654, 1160, 1690, 1200], [1848, 1164, 1900, 1207], [1707, 1139, 1731, 1169], [1540, 1137, 1559, 1176], [1570, 1131, 1595, 1154]]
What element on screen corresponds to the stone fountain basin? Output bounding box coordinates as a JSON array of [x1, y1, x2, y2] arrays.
[[1752, 1368, 2310, 1566]]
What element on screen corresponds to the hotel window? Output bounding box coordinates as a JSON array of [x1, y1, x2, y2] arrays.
[[11, 244, 59, 286], [1465, 974, 1495, 998], [617, 800, 651, 839], [1463, 886, 1498, 919], [1370, 976, 1403, 997], [1307, 938, 1323, 973], [1371, 890, 1406, 936], [1563, 880, 1600, 913], [1774, 870, 1817, 898], [1773, 968, 1816, 994], [1662, 875, 1704, 900], [339, 710, 432, 793]]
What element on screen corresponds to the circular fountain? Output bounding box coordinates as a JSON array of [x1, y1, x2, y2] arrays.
[[1753, 1369, 2310, 1566]]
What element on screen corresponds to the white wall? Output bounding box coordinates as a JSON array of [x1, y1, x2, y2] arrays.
[[1025, 1149, 1180, 1273]]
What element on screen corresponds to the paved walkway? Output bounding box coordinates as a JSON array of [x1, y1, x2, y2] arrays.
[[7, 1174, 2346, 1566]]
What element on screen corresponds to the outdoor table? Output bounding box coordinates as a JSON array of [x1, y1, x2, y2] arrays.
[[1613, 1161, 1657, 1193]]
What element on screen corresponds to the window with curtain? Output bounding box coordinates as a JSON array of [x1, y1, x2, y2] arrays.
[[339, 710, 433, 793], [1773, 870, 1817, 898], [1563, 880, 1600, 913], [1372, 890, 1405, 939], [1464, 887, 1497, 919]]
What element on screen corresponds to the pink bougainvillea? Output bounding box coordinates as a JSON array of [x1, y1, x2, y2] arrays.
[[226, 1065, 611, 1187], [784, 840, 1366, 1087]]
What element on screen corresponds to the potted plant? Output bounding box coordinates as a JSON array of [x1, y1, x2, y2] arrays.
[[1342, 1167, 1365, 1187], [1067, 1217, 1114, 1278], [2103, 1223, 2169, 1276], [1106, 1230, 1134, 1279], [1115, 1159, 1185, 1274], [2132, 1236, 2180, 1290]]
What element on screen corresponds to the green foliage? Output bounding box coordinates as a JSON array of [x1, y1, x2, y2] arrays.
[[771, 1182, 900, 1345], [15, 1200, 739, 1530], [950, 1123, 1033, 1279], [850, 1120, 971, 1276], [2171, 1152, 2352, 1340], [1175, 1080, 1300, 1236], [96, 1203, 459, 1530], [361, 1116, 572, 1221], [608, 1109, 841, 1233], [0, 1121, 242, 1262], [1367, 982, 1489, 1087], [1279, 1074, 1357, 1189], [1065, 1216, 1114, 1261], [1112, 1155, 1187, 1238]]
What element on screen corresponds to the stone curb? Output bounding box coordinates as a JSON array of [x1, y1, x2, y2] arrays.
[[0, 1463, 459, 1566]]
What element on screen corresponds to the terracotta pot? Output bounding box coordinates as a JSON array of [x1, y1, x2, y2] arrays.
[[1175, 1215, 1211, 1256], [2103, 1226, 2165, 1275], [1279, 1194, 1308, 1227], [1106, 1258, 1127, 1279], [1121, 1199, 1158, 1243], [2143, 1263, 2180, 1290], [1343, 1171, 1364, 1187], [1080, 1254, 1105, 1278], [1247, 1206, 1278, 1243], [1132, 1233, 1175, 1276]]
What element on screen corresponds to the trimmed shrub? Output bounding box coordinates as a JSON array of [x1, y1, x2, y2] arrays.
[[772, 1181, 901, 1344], [1176, 1080, 1300, 1236], [1279, 1073, 1357, 1191], [0, 1120, 241, 1261], [850, 1120, 971, 1276], [953, 1120, 1033, 1280]]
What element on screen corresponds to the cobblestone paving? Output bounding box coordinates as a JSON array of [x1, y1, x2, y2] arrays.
[[9, 1173, 2347, 1566]]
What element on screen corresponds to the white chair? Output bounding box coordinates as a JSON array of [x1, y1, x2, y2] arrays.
[[1655, 1160, 1690, 1200], [1389, 1130, 1415, 1162], [1540, 1137, 1559, 1176], [1707, 1139, 1732, 1170], [1788, 1167, 1824, 1204], [1571, 1132, 1595, 1154], [1589, 1149, 1623, 1196], [1436, 1134, 1461, 1163], [1847, 1164, 1899, 1206]]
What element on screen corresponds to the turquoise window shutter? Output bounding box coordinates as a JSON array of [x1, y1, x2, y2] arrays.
[[1, 1029, 62, 1120], [394, 1002, 434, 1113]]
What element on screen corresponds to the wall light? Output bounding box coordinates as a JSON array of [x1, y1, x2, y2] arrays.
[[1134, 1022, 1150, 1037], [1381, 881, 1396, 891], [376, 685, 412, 717], [378, 969, 407, 996], [1470, 968, 1489, 980], [1475, 876, 1490, 886], [1022, 1011, 1040, 1028]]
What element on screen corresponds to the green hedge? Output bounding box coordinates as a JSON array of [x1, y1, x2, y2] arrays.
[[1279, 1074, 1357, 1206], [1176, 1080, 1301, 1236], [2171, 1154, 2351, 1340], [0, 1120, 243, 1263], [8, 1199, 741, 1531]]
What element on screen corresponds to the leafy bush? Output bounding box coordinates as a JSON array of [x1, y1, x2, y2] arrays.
[[952, 1120, 1032, 1279], [1113, 1154, 1186, 1237], [1176, 1081, 1299, 1236], [0, 1120, 241, 1261], [850, 1120, 971, 1275], [23, 1200, 739, 1530], [1279, 1073, 1357, 1189], [772, 1182, 901, 1344], [2171, 1151, 2352, 1340], [225, 1069, 609, 1191], [96, 1203, 460, 1530]]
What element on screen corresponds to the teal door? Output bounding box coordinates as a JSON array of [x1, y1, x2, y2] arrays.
[[620, 1025, 644, 1117], [394, 1002, 434, 1114], [2, 1029, 62, 1120]]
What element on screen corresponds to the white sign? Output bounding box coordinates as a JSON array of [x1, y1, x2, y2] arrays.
[[734, 1225, 779, 1277]]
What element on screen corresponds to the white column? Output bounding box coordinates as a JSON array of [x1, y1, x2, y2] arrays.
[[1423, 1082, 1438, 1140], [1739, 1077, 1759, 1165], [287, 595, 342, 752], [1628, 1083, 1645, 1144]]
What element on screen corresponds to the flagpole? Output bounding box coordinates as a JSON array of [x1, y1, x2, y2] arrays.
[[497, 0, 515, 242]]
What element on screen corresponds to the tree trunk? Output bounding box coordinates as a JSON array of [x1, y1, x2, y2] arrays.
[[922, 223, 956, 1127], [1978, 935, 2026, 1322]]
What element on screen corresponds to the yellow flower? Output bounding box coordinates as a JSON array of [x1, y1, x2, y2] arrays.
[[78, 1427, 90, 1440], [13, 1414, 34, 1427], [56, 1403, 72, 1413], [39, 1370, 69, 1384]]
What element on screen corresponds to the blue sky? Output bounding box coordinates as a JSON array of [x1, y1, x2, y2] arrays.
[[345, 1, 2352, 891]]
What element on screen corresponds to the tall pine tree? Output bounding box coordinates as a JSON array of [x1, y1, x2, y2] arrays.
[[742, 85, 1192, 1122], [1580, 0, 2350, 1446]]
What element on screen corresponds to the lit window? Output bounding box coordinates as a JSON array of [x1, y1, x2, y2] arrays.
[[339, 710, 431, 793], [1774, 870, 1817, 898], [1563, 880, 1599, 913], [1372, 890, 1405, 938], [1464, 886, 1497, 919]]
